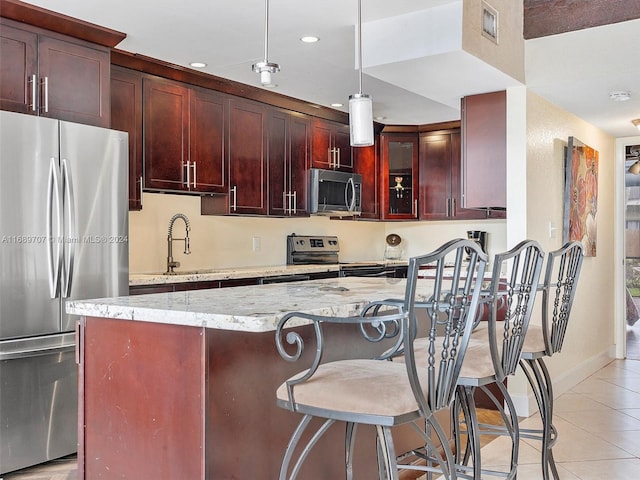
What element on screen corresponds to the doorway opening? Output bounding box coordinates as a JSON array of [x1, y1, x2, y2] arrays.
[[624, 143, 640, 359]]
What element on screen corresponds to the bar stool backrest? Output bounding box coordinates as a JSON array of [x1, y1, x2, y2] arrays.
[[403, 238, 488, 414], [542, 241, 584, 356], [489, 240, 545, 381]]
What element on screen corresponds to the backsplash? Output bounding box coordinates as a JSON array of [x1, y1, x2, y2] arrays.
[[128, 192, 506, 274]]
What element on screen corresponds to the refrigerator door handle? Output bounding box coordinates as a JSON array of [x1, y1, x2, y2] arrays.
[[61, 158, 76, 298], [0, 342, 75, 361], [46, 157, 62, 299]]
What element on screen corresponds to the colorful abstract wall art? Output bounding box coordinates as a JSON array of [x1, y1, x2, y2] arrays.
[[563, 136, 599, 256]]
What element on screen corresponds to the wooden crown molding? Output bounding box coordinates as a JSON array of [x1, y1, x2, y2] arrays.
[[111, 49, 352, 124], [0, 0, 126, 47]]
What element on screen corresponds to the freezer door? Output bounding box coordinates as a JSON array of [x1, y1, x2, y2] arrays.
[[59, 121, 128, 332], [0, 333, 77, 474], [0, 112, 61, 340]]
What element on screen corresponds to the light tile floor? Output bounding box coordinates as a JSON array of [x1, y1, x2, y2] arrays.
[[476, 359, 640, 480], [4, 360, 640, 479]]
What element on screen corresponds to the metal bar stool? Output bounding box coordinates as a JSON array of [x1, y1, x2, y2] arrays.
[[453, 239, 545, 479], [518, 241, 584, 480], [274, 238, 488, 480]]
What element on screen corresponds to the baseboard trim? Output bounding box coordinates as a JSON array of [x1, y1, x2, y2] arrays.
[[510, 348, 613, 417]]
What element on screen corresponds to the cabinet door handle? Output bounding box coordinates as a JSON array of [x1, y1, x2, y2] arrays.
[[327, 147, 332, 168], [292, 191, 297, 215], [41, 76, 49, 113], [451, 197, 456, 217], [282, 191, 288, 214], [231, 185, 237, 212], [335, 147, 340, 169], [414, 199, 417, 216], [29, 74, 37, 111], [192, 162, 197, 188], [139, 176, 143, 207], [183, 161, 190, 188]]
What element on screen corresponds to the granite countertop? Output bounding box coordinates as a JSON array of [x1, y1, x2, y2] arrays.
[[129, 260, 409, 286], [67, 277, 408, 333]]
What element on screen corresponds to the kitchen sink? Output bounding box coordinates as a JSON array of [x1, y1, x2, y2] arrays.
[[160, 269, 219, 276]]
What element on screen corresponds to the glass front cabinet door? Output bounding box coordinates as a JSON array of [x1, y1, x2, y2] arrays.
[[381, 133, 418, 220]]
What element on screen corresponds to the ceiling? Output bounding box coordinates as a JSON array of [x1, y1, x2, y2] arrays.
[[20, 0, 640, 138]]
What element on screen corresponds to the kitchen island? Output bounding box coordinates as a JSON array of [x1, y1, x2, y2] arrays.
[[68, 277, 418, 479]]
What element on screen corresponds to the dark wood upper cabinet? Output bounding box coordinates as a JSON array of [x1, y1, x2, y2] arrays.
[[143, 76, 190, 192], [142, 76, 227, 195], [461, 90, 507, 212], [419, 129, 485, 220], [380, 133, 419, 220], [0, 21, 37, 114], [110, 66, 143, 210], [353, 141, 379, 219], [0, 18, 110, 127], [288, 113, 311, 215], [190, 86, 227, 194], [311, 118, 353, 171], [267, 108, 310, 216], [228, 98, 267, 215]]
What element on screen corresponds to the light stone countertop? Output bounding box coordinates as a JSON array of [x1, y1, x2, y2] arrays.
[[129, 261, 409, 286], [67, 277, 409, 333]]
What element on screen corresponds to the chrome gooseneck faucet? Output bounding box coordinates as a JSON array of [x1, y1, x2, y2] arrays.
[[165, 213, 191, 274]]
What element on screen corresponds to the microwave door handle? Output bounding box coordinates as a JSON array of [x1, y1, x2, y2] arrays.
[[346, 177, 356, 212]]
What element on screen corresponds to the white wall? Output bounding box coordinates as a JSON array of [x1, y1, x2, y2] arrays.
[[508, 91, 616, 415]]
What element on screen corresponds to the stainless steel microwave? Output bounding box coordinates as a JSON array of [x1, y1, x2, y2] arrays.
[[309, 168, 362, 215]]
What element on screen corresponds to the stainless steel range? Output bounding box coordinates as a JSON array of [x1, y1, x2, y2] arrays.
[[286, 234, 407, 278], [286, 234, 340, 265]]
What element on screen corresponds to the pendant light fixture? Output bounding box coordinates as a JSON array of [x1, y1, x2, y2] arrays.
[[349, 0, 374, 147], [252, 0, 280, 87]]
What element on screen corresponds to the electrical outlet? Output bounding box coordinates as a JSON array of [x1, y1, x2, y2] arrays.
[[548, 221, 557, 239], [252, 236, 261, 252]]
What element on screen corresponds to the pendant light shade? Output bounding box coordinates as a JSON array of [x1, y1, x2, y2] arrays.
[[252, 0, 280, 87], [349, 93, 373, 146], [349, 0, 373, 147]]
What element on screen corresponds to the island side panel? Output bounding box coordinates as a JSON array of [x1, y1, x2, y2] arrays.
[[204, 323, 395, 479], [80, 317, 205, 479]]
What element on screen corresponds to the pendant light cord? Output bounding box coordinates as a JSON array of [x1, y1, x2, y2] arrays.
[[263, 0, 270, 62], [357, 0, 363, 95]]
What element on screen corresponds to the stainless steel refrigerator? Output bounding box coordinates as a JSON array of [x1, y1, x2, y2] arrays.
[[0, 111, 128, 474]]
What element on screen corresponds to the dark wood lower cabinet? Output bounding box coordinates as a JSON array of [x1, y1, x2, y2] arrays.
[[77, 317, 429, 479], [128, 277, 260, 295]]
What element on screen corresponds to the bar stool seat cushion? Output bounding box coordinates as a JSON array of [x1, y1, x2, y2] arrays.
[[520, 324, 546, 357], [277, 359, 421, 419], [472, 322, 546, 357], [409, 337, 496, 383]]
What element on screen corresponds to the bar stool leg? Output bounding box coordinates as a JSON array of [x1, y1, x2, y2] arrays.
[[346, 422, 357, 480], [520, 358, 560, 480]]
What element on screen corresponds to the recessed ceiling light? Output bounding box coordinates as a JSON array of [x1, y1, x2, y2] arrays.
[[375, 116, 387, 121], [331, 103, 343, 108], [609, 90, 631, 101], [300, 36, 319, 43], [189, 62, 207, 68]]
